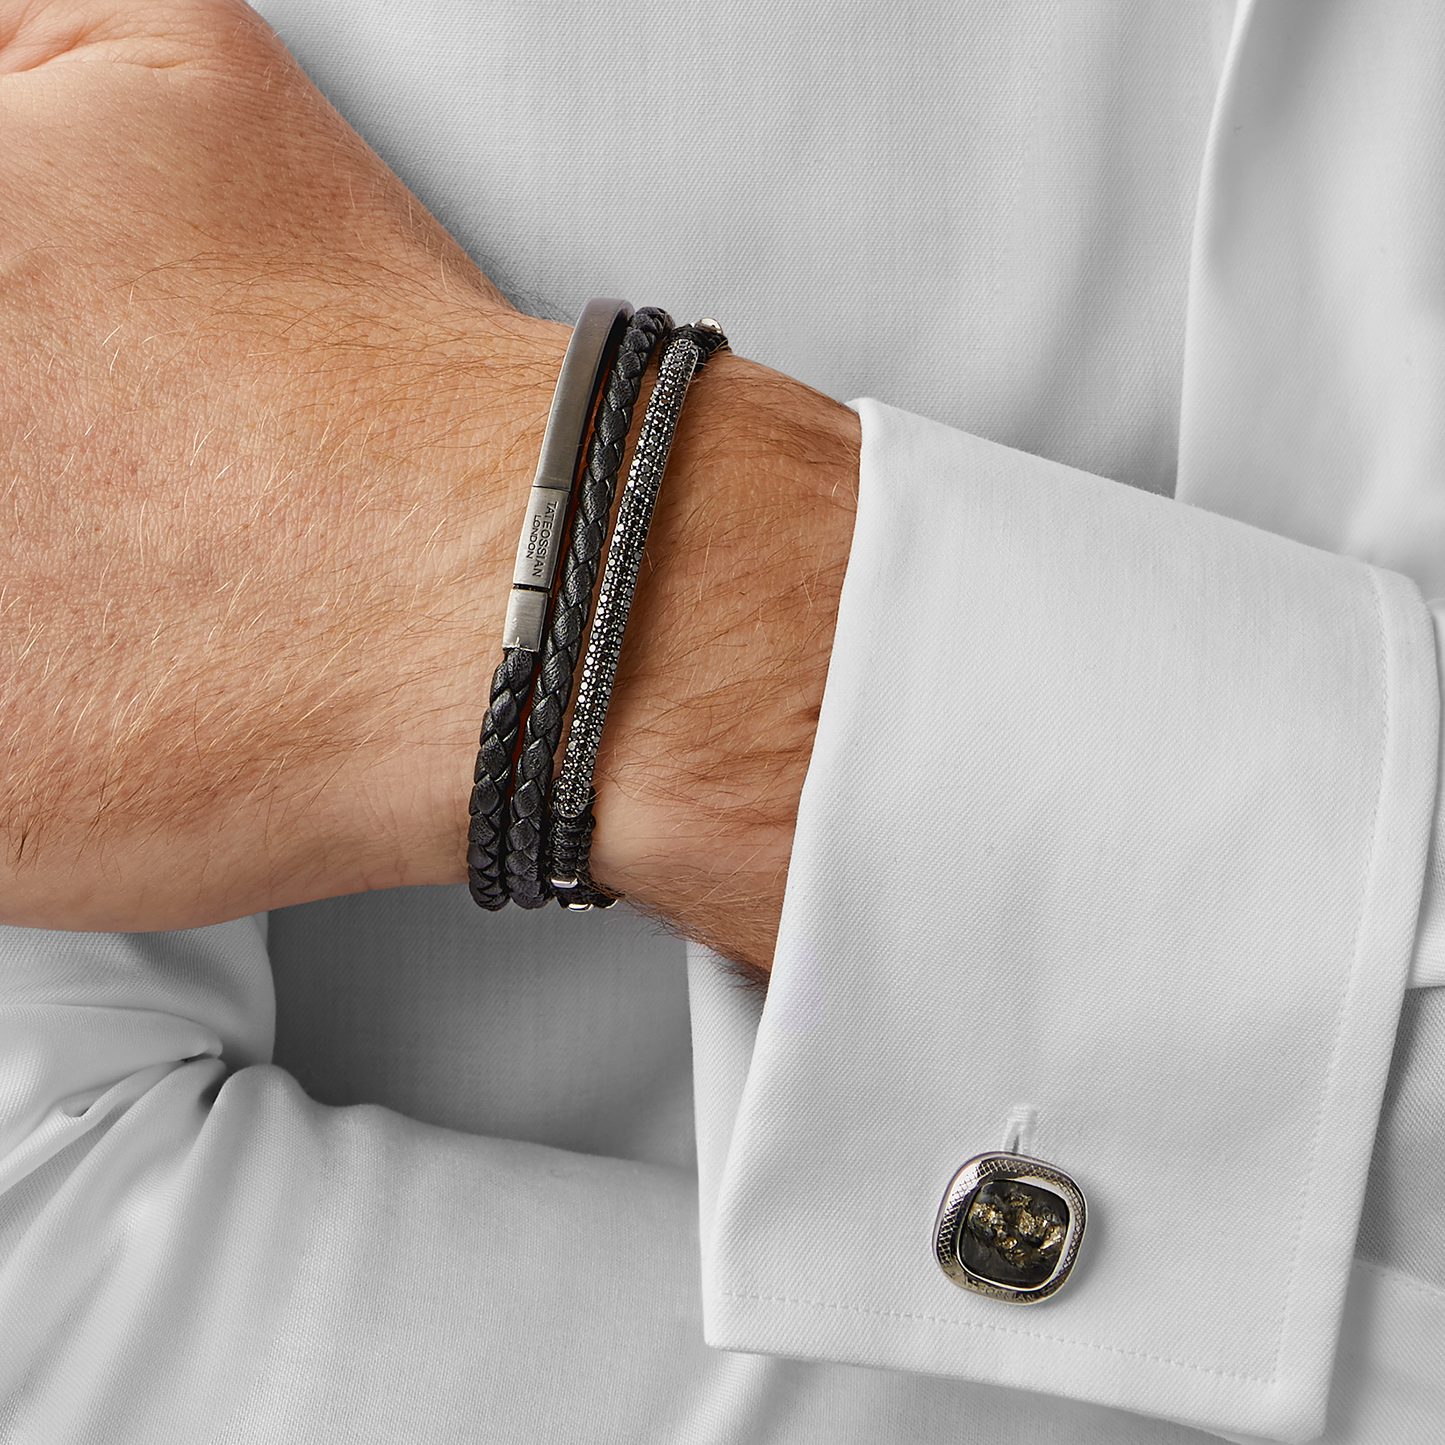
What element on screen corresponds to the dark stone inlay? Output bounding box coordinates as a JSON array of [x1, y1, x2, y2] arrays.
[[958, 1179, 1069, 1287]]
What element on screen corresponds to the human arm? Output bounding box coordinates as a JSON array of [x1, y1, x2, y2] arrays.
[[0, 0, 856, 976]]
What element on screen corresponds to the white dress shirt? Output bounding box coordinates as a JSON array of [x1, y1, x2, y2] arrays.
[[1, 2, 1441, 1441]]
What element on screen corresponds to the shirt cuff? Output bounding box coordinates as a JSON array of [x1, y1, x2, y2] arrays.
[[690, 399, 1439, 1442]]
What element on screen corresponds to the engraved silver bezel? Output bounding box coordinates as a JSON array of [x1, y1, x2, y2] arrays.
[[933, 1152, 1086, 1303]]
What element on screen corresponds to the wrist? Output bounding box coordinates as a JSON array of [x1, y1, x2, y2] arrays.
[[286, 300, 861, 978], [582, 348, 860, 974]]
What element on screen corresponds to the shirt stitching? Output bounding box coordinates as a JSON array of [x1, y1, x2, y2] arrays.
[[1267, 566, 1392, 1380], [1353, 1260, 1445, 1304], [716, 1288, 1267, 1382]]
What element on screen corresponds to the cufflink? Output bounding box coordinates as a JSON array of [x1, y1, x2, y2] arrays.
[[933, 1153, 1086, 1303]]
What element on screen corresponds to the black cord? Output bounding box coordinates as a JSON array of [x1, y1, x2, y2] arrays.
[[465, 646, 538, 909], [466, 299, 631, 910], [505, 307, 673, 909]]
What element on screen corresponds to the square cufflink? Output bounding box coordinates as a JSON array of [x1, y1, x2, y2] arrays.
[[933, 1153, 1086, 1303]]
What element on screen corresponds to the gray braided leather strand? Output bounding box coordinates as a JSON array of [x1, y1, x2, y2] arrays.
[[505, 307, 673, 909], [549, 321, 729, 910]]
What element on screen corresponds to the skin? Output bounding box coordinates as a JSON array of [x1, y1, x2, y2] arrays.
[[0, 0, 860, 976]]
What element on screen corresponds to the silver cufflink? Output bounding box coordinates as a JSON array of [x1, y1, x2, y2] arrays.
[[933, 1153, 1086, 1303]]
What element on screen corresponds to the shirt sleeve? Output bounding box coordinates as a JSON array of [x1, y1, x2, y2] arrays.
[[0, 917, 720, 1443], [0, 401, 1441, 1444], [690, 397, 1442, 1444]]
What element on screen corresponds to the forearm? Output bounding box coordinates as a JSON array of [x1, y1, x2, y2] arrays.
[[2, 297, 859, 976], [0, 1, 860, 971]]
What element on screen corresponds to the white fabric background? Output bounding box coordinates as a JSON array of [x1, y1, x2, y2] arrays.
[[256, 0, 1231, 495]]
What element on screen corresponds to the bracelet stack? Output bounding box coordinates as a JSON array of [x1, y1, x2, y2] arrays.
[[466, 298, 727, 914], [465, 297, 631, 910]]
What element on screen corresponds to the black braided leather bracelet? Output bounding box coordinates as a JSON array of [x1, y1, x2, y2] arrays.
[[548, 320, 729, 910], [466, 298, 631, 910], [504, 307, 673, 909]]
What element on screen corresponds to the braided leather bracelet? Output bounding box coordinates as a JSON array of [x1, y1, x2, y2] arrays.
[[548, 320, 730, 910], [504, 307, 673, 909], [466, 298, 631, 910]]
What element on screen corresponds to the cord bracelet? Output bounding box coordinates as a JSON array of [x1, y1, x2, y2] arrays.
[[504, 306, 674, 909], [466, 297, 632, 910], [547, 320, 730, 910]]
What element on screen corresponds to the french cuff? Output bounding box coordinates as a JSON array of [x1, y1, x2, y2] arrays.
[[689, 401, 1439, 1443]]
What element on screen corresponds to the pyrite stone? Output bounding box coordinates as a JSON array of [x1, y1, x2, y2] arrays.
[[959, 1179, 1070, 1288]]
